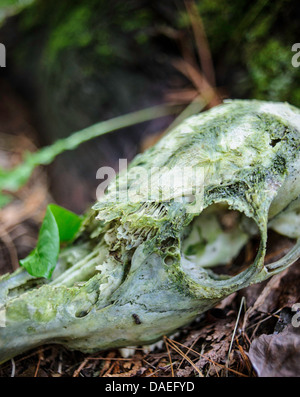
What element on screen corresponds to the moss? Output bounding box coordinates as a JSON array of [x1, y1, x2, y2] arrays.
[[4, 0, 300, 107], [176, 0, 300, 107], [176, 0, 247, 53], [12, 0, 158, 73], [246, 39, 300, 103], [33, 307, 57, 322], [45, 5, 93, 62], [271, 154, 288, 175], [6, 300, 30, 322], [26, 326, 36, 333]]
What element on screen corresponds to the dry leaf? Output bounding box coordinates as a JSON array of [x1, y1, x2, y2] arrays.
[[249, 324, 300, 377]]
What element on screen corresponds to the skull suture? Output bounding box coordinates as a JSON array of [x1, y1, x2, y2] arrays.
[[0, 100, 299, 363]]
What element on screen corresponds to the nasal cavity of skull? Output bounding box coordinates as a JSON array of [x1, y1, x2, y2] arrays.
[[181, 202, 260, 279]]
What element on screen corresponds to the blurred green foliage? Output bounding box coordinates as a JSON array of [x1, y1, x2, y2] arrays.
[[14, 0, 155, 71], [3, 0, 299, 105], [181, 0, 300, 107], [0, 0, 34, 25]]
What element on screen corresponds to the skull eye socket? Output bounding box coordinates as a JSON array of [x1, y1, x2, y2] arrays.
[[181, 202, 259, 280], [180, 199, 300, 289]]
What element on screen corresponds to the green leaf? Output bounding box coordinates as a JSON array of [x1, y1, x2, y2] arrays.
[[20, 204, 82, 279], [20, 207, 59, 279], [48, 204, 83, 243]]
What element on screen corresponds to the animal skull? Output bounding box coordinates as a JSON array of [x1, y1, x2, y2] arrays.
[[0, 99, 299, 363]]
